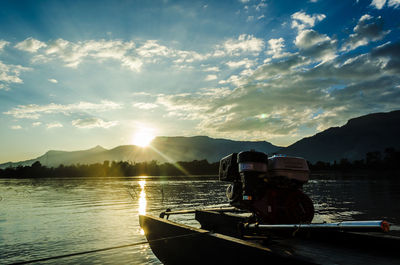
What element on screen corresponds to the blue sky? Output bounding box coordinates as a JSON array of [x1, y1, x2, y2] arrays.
[[1, 0, 399, 163]]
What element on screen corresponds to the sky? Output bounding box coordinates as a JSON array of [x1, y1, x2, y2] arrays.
[[0, 0, 399, 163]]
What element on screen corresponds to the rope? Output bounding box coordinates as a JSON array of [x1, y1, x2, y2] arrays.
[[8, 231, 210, 265]]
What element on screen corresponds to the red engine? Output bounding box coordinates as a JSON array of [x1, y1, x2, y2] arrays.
[[219, 151, 314, 224]]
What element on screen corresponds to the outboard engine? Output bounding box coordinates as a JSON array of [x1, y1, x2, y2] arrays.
[[219, 150, 314, 224]]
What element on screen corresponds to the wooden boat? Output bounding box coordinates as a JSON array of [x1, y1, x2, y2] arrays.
[[139, 209, 400, 265], [140, 152, 400, 264]]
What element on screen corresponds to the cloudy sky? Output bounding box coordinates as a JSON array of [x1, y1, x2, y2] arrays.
[[1, 0, 399, 163]]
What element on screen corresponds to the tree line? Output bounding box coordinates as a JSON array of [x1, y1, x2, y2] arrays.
[[0, 147, 399, 178], [308, 147, 400, 172], [0, 159, 220, 178]]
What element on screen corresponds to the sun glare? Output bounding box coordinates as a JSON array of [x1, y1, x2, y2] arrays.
[[132, 128, 155, 147]]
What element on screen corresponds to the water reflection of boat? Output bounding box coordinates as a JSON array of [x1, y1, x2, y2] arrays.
[[139, 151, 400, 264]]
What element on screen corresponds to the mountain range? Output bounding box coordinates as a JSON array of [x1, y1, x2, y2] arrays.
[[0, 136, 279, 168], [1, 110, 399, 168]]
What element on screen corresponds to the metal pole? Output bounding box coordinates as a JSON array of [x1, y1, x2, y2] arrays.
[[245, 220, 390, 233], [160, 207, 238, 218]]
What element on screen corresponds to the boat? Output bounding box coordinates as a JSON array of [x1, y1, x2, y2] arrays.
[[139, 151, 400, 264], [140, 210, 399, 265]]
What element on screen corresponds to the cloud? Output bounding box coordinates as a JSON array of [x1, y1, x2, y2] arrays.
[[255, 1, 267, 11], [205, 74, 218, 81], [136, 40, 172, 58], [294, 29, 337, 62], [32, 38, 143, 71], [46, 122, 63, 129], [341, 14, 390, 51], [15, 37, 47, 53], [0, 61, 32, 90], [133, 102, 158, 109], [11, 125, 22, 130], [291, 11, 326, 31], [370, 0, 386, 9], [226, 58, 255, 68], [48, 78, 58, 83], [203, 66, 220, 72], [72, 117, 118, 128], [388, 0, 400, 8], [0, 40, 9, 51], [218, 34, 265, 56], [266, 38, 293, 58], [32, 122, 42, 127], [4, 100, 122, 119], [24, 38, 215, 71], [294, 30, 331, 49], [157, 93, 212, 120], [156, 39, 400, 145], [9, 36, 267, 75]]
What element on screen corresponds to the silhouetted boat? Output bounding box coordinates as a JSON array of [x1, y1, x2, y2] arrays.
[[140, 151, 400, 264], [139, 209, 400, 265]]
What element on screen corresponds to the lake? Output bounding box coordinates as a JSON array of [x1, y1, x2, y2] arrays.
[[1, 176, 400, 264]]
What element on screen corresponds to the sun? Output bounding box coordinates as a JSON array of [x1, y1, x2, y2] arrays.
[[132, 128, 155, 147]]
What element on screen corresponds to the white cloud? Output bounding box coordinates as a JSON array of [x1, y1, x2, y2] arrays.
[[46, 122, 63, 129], [133, 102, 158, 109], [226, 58, 255, 68], [48, 78, 58, 83], [136, 40, 172, 58], [72, 118, 118, 128], [295, 30, 331, 49], [198, 87, 233, 98], [369, 0, 400, 9], [218, 75, 246, 86], [34, 38, 143, 71], [15, 37, 47, 53], [341, 14, 390, 51], [157, 93, 210, 120], [0, 40, 9, 51], [388, 0, 400, 7], [203, 66, 220, 72], [11, 125, 22, 130], [32, 122, 42, 127], [266, 38, 293, 58], [219, 34, 265, 56], [291, 11, 326, 31], [4, 100, 122, 119], [294, 29, 337, 63], [255, 1, 267, 11], [205, 74, 218, 81], [370, 0, 386, 9], [0, 61, 32, 90], [156, 40, 400, 145], [131, 91, 154, 97]]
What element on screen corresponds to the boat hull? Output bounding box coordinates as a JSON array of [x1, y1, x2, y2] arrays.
[[139, 214, 313, 264]]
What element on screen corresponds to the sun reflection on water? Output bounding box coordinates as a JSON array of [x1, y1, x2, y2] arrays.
[[138, 180, 147, 215], [138, 180, 147, 235]]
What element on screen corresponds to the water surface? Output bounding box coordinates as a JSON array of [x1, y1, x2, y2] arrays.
[[0, 176, 399, 264]]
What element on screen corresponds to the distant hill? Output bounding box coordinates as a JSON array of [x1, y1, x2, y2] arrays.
[[0, 136, 280, 168], [2, 111, 399, 168], [280, 110, 400, 163]]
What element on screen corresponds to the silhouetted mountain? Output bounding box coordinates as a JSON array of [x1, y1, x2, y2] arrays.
[[280, 110, 400, 163], [0, 136, 280, 168], [2, 111, 399, 169]]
